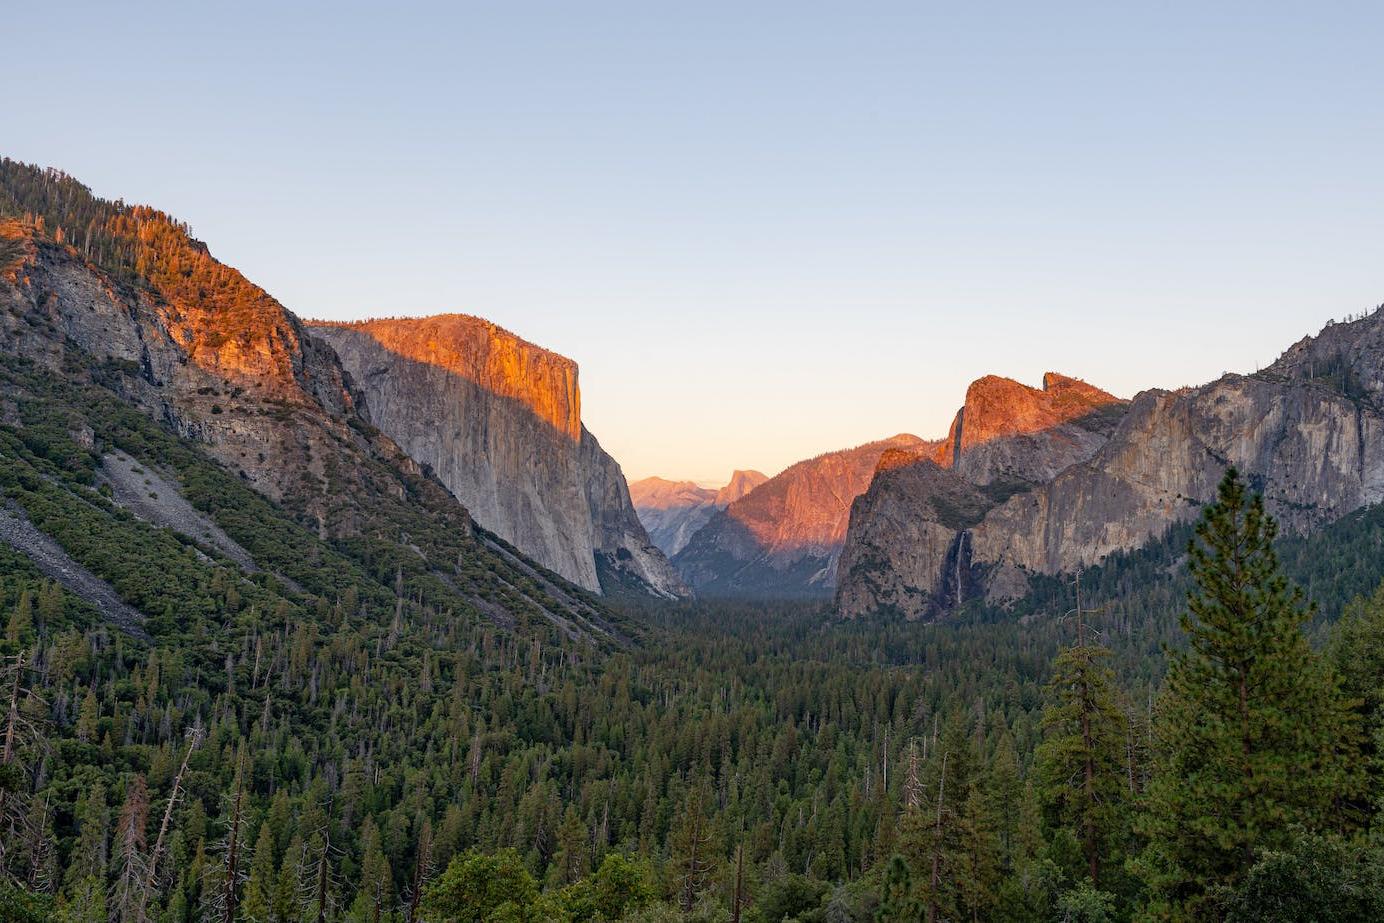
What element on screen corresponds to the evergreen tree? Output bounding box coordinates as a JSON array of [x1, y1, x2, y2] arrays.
[[75, 690, 99, 743], [5, 590, 32, 643], [353, 817, 393, 923], [669, 778, 718, 912], [548, 806, 589, 887], [876, 854, 921, 921], [899, 715, 977, 923], [1034, 576, 1130, 892], [1330, 580, 1384, 825], [956, 783, 1001, 920], [109, 774, 149, 923], [1138, 469, 1364, 918], [241, 823, 276, 923]]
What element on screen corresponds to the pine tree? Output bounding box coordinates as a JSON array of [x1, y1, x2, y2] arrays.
[[1138, 468, 1364, 918], [1034, 573, 1130, 890], [5, 591, 32, 643], [876, 854, 921, 921], [899, 715, 977, 923], [549, 805, 589, 886], [956, 783, 1001, 921], [75, 690, 99, 743], [35, 581, 62, 633], [1330, 580, 1384, 825], [140, 725, 201, 920], [203, 751, 249, 923], [406, 818, 432, 923], [64, 780, 109, 892], [240, 823, 276, 923], [355, 817, 392, 923], [669, 779, 716, 911]]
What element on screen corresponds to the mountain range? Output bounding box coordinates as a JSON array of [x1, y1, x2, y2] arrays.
[[836, 319, 1384, 618], [629, 330, 1384, 617], [6, 157, 1384, 629], [668, 434, 932, 597], [627, 470, 767, 557]]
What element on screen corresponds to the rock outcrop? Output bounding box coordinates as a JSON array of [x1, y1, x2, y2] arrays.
[[308, 316, 688, 598], [673, 435, 932, 597], [0, 217, 361, 516], [839, 315, 1384, 619], [630, 470, 768, 556], [929, 373, 1129, 488]]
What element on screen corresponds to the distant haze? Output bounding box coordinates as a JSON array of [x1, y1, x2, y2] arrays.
[[11, 2, 1384, 483]]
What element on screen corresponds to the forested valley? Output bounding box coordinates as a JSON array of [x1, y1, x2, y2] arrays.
[[3, 391, 1384, 922]]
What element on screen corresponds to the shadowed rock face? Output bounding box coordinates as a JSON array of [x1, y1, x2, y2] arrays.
[[673, 435, 934, 597], [630, 470, 768, 557], [308, 317, 688, 598], [840, 313, 1384, 620]]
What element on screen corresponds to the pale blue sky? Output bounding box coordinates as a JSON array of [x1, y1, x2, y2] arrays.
[[8, 2, 1383, 483]]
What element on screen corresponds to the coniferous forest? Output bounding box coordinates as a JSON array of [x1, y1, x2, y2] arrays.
[[5, 357, 1384, 923]]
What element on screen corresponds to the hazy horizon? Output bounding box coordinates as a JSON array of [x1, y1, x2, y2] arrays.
[[10, 2, 1383, 483]]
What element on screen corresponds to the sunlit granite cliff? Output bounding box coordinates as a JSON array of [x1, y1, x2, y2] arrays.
[[308, 316, 688, 598], [839, 319, 1384, 619]]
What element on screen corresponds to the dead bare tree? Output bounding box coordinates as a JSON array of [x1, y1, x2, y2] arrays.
[[0, 653, 46, 882], [199, 749, 249, 923], [138, 724, 203, 921], [926, 750, 949, 923], [904, 738, 923, 812], [110, 775, 150, 923], [405, 817, 433, 923]]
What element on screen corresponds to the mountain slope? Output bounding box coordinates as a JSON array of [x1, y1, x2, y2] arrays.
[[307, 317, 687, 599], [630, 469, 768, 556], [673, 435, 931, 597], [0, 160, 629, 642]]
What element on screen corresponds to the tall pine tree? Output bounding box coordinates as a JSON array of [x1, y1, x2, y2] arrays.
[[1138, 468, 1363, 919], [1034, 573, 1130, 894]]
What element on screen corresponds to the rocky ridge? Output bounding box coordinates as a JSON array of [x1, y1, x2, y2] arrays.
[[838, 315, 1384, 619]]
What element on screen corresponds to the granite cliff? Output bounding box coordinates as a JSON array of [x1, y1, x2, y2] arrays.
[[308, 317, 688, 598], [835, 373, 1125, 618], [839, 315, 1384, 619], [629, 469, 768, 556]]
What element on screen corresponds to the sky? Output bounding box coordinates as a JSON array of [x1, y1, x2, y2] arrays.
[[7, 2, 1384, 484]]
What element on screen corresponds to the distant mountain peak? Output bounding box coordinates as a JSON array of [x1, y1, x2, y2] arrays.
[[632, 469, 769, 558], [716, 469, 768, 505], [671, 435, 933, 597], [930, 372, 1126, 476]]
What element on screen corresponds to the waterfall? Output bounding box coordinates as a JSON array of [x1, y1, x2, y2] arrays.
[[954, 531, 968, 608]]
